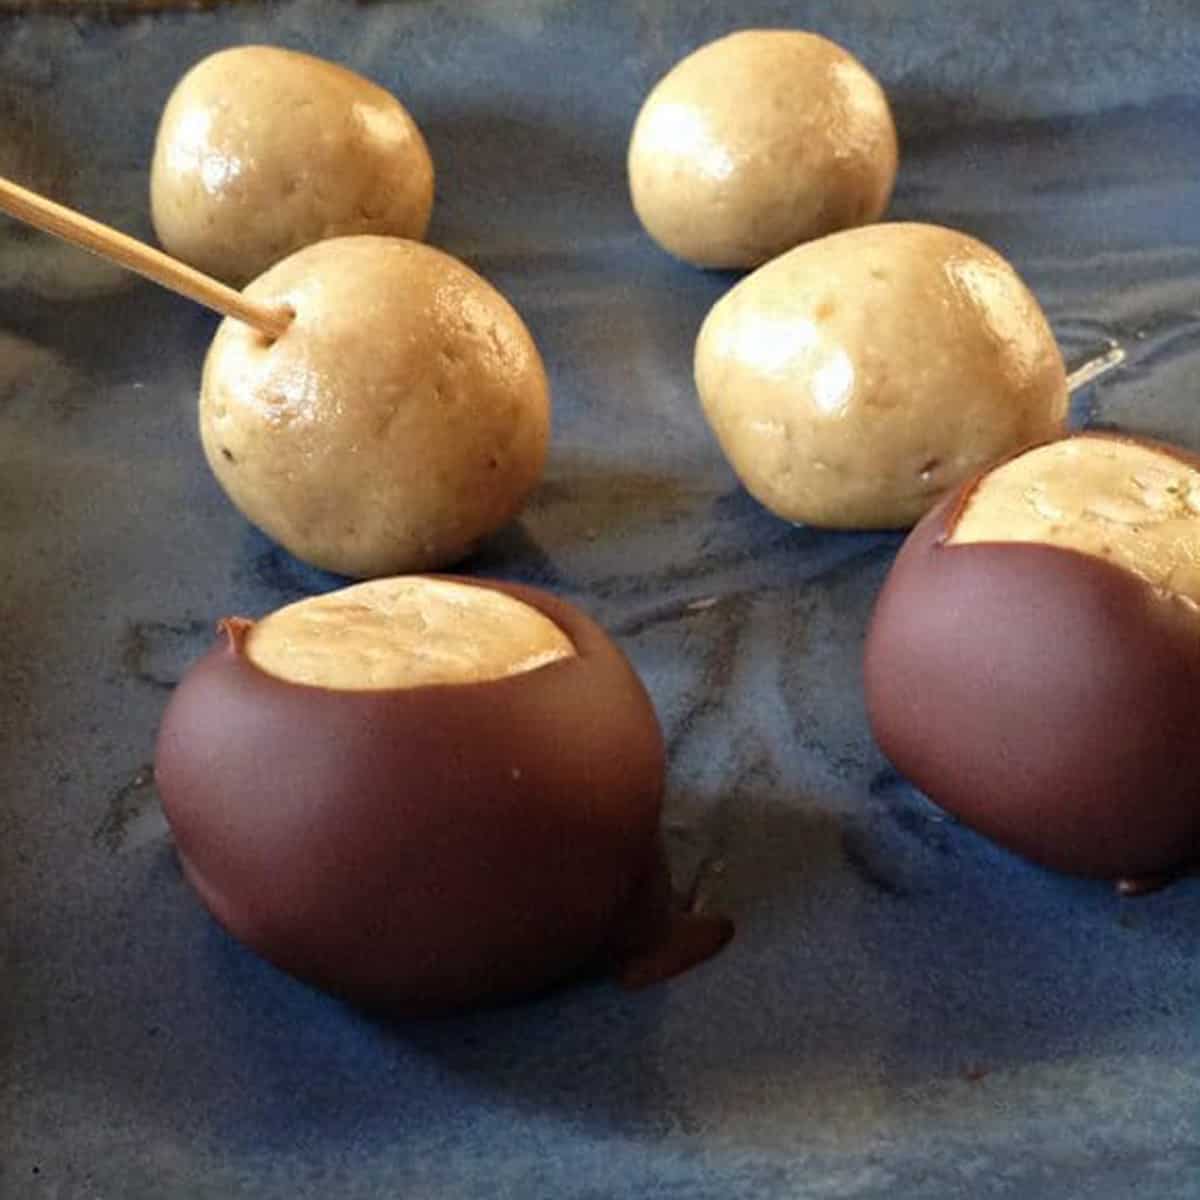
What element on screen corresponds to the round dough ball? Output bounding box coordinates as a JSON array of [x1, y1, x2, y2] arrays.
[[628, 30, 898, 269], [694, 222, 1068, 529], [200, 235, 550, 578], [151, 46, 434, 286]]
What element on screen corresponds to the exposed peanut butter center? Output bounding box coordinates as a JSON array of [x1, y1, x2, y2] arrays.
[[949, 437, 1200, 603], [245, 577, 576, 690]]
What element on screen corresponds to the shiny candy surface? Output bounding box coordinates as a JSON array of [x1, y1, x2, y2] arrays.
[[865, 437, 1200, 881], [200, 236, 551, 578], [628, 30, 897, 268], [151, 46, 435, 285], [694, 223, 1069, 529], [156, 578, 727, 1015]]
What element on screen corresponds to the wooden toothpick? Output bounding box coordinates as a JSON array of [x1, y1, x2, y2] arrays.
[[0, 175, 293, 342], [1066, 343, 1126, 394]]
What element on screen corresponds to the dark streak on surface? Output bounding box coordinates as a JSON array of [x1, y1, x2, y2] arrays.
[[662, 602, 747, 902], [93, 764, 156, 853], [663, 594, 747, 763], [611, 537, 893, 641], [886, 800, 958, 857], [869, 771, 960, 857], [869, 767, 907, 796], [840, 828, 912, 899], [121, 619, 210, 690]]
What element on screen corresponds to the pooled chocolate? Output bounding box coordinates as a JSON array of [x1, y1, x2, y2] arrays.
[[864, 433, 1200, 887], [155, 576, 731, 1015]]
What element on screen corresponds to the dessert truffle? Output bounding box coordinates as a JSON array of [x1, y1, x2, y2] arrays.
[[200, 235, 550, 578], [694, 222, 1068, 529], [864, 432, 1200, 886], [628, 30, 898, 269], [151, 46, 434, 286], [155, 576, 732, 1014]]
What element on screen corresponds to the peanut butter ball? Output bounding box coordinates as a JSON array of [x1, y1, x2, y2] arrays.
[[200, 236, 550, 578], [694, 222, 1068, 529], [628, 30, 898, 269], [152, 46, 434, 286]]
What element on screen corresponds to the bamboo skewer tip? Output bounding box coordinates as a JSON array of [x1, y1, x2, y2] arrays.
[[0, 174, 294, 342]]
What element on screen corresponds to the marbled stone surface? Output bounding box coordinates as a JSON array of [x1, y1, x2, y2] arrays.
[[1, 2, 1199, 1196]]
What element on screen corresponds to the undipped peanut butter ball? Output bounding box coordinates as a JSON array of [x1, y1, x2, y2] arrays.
[[200, 235, 550, 578], [694, 222, 1068, 528], [152, 46, 434, 285], [628, 30, 898, 269]]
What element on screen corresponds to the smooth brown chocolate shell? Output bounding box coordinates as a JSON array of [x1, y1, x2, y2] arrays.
[[155, 578, 731, 1015], [864, 435, 1200, 885]]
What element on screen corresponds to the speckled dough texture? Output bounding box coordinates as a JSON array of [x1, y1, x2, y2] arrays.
[[4, 1, 1200, 1198], [950, 434, 1200, 597], [200, 235, 550, 577], [628, 29, 898, 268], [694, 222, 1068, 528], [151, 46, 434, 285], [244, 575, 576, 690]]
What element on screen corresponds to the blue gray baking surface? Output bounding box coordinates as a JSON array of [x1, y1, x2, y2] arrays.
[[2, 1, 1200, 1195]]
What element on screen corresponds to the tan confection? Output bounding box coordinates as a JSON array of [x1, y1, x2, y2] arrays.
[[950, 435, 1200, 603], [628, 29, 898, 269], [151, 46, 434, 286], [694, 222, 1068, 529], [200, 235, 550, 578], [245, 576, 576, 691]]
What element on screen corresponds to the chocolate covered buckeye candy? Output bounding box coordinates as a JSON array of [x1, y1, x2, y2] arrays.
[[156, 576, 731, 1014], [864, 433, 1200, 888]]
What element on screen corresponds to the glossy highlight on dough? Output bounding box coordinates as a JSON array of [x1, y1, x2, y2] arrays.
[[200, 236, 550, 578], [628, 30, 898, 268], [694, 222, 1068, 529], [151, 45, 434, 285]]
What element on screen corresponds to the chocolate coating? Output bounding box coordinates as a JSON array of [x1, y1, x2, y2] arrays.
[[864, 435, 1200, 883], [156, 578, 730, 1014]]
